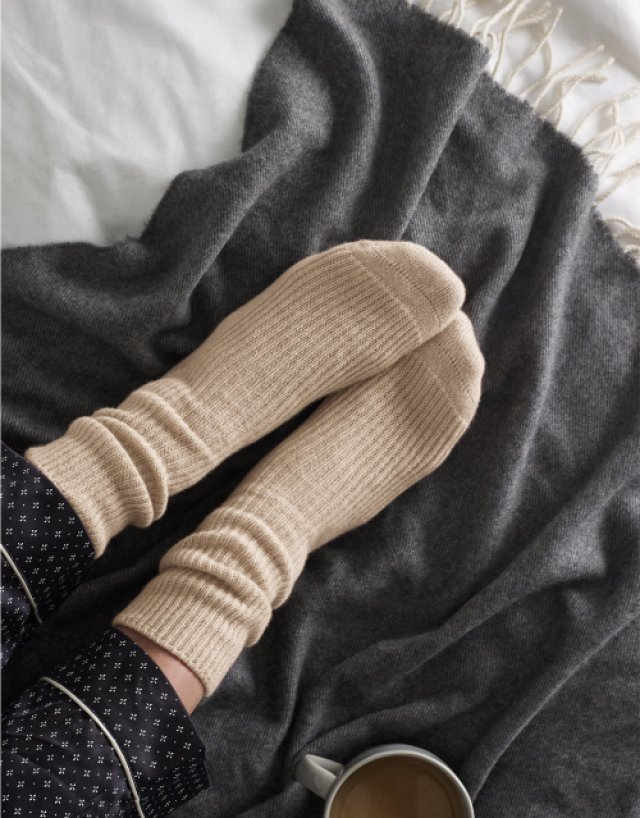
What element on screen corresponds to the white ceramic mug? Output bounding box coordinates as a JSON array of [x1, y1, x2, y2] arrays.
[[294, 742, 474, 817]]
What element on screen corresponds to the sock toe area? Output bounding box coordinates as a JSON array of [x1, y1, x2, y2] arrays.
[[424, 311, 485, 421], [346, 239, 466, 340]]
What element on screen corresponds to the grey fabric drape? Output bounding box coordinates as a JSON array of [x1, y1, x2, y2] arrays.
[[3, 1, 639, 815]]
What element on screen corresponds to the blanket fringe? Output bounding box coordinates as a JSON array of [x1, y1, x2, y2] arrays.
[[407, 0, 640, 261], [605, 216, 640, 262]]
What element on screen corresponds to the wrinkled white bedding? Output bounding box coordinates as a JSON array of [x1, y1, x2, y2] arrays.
[[2, 0, 638, 248]]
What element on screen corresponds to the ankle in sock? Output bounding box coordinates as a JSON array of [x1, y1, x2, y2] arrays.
[[112, 310, 485, 696]]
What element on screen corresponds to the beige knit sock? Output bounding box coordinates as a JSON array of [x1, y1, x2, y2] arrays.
[[25, 240, 464, 556], [112, 311, 484, 697]]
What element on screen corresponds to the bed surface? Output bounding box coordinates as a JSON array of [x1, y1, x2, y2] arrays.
[[2, 0, 638, 250], [2, 5, 638, 817]]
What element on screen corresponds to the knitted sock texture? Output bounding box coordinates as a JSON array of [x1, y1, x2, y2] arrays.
[[112, 311, 485, 696], [25, 240, 465, 555]]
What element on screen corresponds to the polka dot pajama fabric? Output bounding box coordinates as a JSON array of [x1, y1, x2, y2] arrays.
[[1, 442, 95, 666], [1, 443, 212, 816]]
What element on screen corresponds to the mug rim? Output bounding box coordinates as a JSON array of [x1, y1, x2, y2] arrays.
[[323, 743, 474, 818]]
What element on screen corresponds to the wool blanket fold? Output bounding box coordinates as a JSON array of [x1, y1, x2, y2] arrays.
[[3, 1, 639, 816]]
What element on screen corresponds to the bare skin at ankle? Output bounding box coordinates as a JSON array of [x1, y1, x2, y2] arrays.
[[115, 625, 204, 715]]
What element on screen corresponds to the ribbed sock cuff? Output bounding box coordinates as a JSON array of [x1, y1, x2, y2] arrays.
[[25, 416, 163, 556], [112, 567, 267, 698]]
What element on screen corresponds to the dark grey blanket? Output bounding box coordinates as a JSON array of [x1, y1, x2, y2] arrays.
[[3, 0, 639, 815]]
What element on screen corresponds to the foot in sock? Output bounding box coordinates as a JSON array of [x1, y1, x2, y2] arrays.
[[26, 240, 465, 555], [112, 310, 485, 699]]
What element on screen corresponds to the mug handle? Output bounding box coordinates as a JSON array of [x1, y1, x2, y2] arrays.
[[294, 754, 344, 798]]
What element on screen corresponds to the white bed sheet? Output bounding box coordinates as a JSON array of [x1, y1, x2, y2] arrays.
[[2, 0, 639, 249]]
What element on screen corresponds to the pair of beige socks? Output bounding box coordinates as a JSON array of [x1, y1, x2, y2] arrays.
[[26, 239, 484, 697]]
